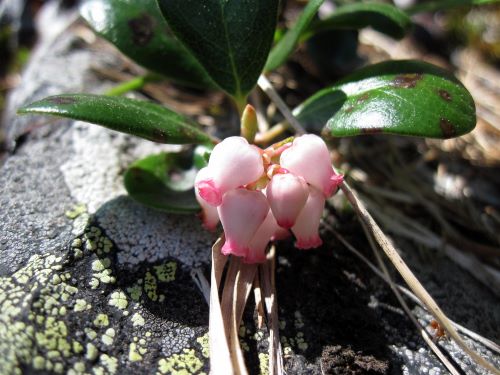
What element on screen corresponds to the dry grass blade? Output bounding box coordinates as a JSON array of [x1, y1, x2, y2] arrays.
[[209, 237, 233, 375], [360, 220, 462, 375], [258, 75, 306, 135], [329, 226, 500, 356], [259, 246, 284, 375], [221, 258, 257, 375], [358, 192, 500, 296], [340, 181, 500, 375], [253, 276, 266, 329]]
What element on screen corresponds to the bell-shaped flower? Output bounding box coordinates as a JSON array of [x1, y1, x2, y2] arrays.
[[195, 137, 264, 206], [280, 134, 343, 197], [218, 188, 269, 257], [291, 186, 325, 249], [194, 167, 220, 231], [272, 227, 291, 241], [266, 172, 309, 228], [245, 211, 280, 264]]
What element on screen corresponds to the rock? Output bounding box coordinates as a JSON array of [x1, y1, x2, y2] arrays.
[[0, 2, 498, 374]]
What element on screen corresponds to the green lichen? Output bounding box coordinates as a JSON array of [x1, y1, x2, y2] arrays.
[[144, 272, 158, 302], [85, 343, 98, 361], [154, 261, 177, 282], [93, 314, 109, 327], [295, 331, 308, 351], [85, 327, 97, 340], [108, 291, 128, 310], [92, 258, 111, 272], [100, 354, 118, 374], [127, 283, 143, 302], [157, 349, 204, 375], [65, 203, 87, 219], [196, 333, 209, 359], [0, 254, 80, 374], [294, 311, 304, 329], [131, 312, 145, 327], [74, 298, 91, 312], [128, 342, 143, 362], [258, 353, 269, 375], [102, 328, 116, 346]]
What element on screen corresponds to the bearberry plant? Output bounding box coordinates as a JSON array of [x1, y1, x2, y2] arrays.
[[17, 0, 499, 374]]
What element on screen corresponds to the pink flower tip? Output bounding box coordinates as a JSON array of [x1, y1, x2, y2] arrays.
[[271, 227, 291, 241], [324, 173, 344, 197], [276, 219, 294, 229], [221, 239, 248, 258], [295, 236, 323, 250], [196, 179, 222, 206]]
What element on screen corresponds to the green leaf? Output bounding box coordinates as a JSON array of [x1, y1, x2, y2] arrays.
[[124, 152, 200, 213], [407, 0, 499, 15], [80, 0, 215, 89], [265, 0, 325, 72], [18, 94, 214, 145], [157, 0, 279, 99], [294, 60, 476, 139], [310, 2, 412, 40], [193, 144, 214, 169]]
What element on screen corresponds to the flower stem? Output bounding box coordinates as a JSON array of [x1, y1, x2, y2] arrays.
[[105, 73, 161, 96], [257, 75, 306, 135]]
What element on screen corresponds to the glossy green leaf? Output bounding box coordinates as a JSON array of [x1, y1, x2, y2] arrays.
[[294, 60, 476, 139], [407, 0, 499, 15], [124, 152, 200, 213], [80, 0, 215, 88], [310, 2, 412, 40], [265, 0, 325, 72], [157, 0, 279, 99], [193, 144, 214, 169], [18, 94, 214, 145]]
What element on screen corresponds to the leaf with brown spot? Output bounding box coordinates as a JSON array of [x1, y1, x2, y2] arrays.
[[81, 0, 215, 89], [438, 89, 452, 102], [294, 60, 476, 139], [47, 97, 77, 105], [439, 118, 457, 138], [128, 14, 155, 46], [17, 94, 214, 145], [392, 73, 423, 89]]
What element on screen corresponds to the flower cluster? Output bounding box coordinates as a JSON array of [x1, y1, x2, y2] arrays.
[[195, 134, 343, 263]]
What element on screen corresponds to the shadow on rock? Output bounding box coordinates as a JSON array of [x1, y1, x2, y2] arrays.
[[275, 236, 403, 375], [83, 195, 216, 328]]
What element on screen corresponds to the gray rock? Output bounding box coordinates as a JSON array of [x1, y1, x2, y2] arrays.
[[0, 3, 498, 375]]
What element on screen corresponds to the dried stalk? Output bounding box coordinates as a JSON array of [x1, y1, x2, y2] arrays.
[[209, 237, 234, 374], [257, 75, 305, 135], [358, 192, 500, 296], [340, 181, 500, 375], [361, 220, 461, 375], [259, 246, 284, 375], [257, 72, 499, 374], [329, 226, 500, 356]]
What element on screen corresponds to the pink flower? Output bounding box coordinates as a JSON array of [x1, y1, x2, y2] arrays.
[[245, 211, 280, 264], [195, 137, 264, 206], [194, 134, 343, 261], [218, 188, 269, 257], [266, 172, 309, 228], [272, 227, 291, 241], [194, 167, 220, 231], [291, 186, 325, 249], [280, 134, 343, 197]]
